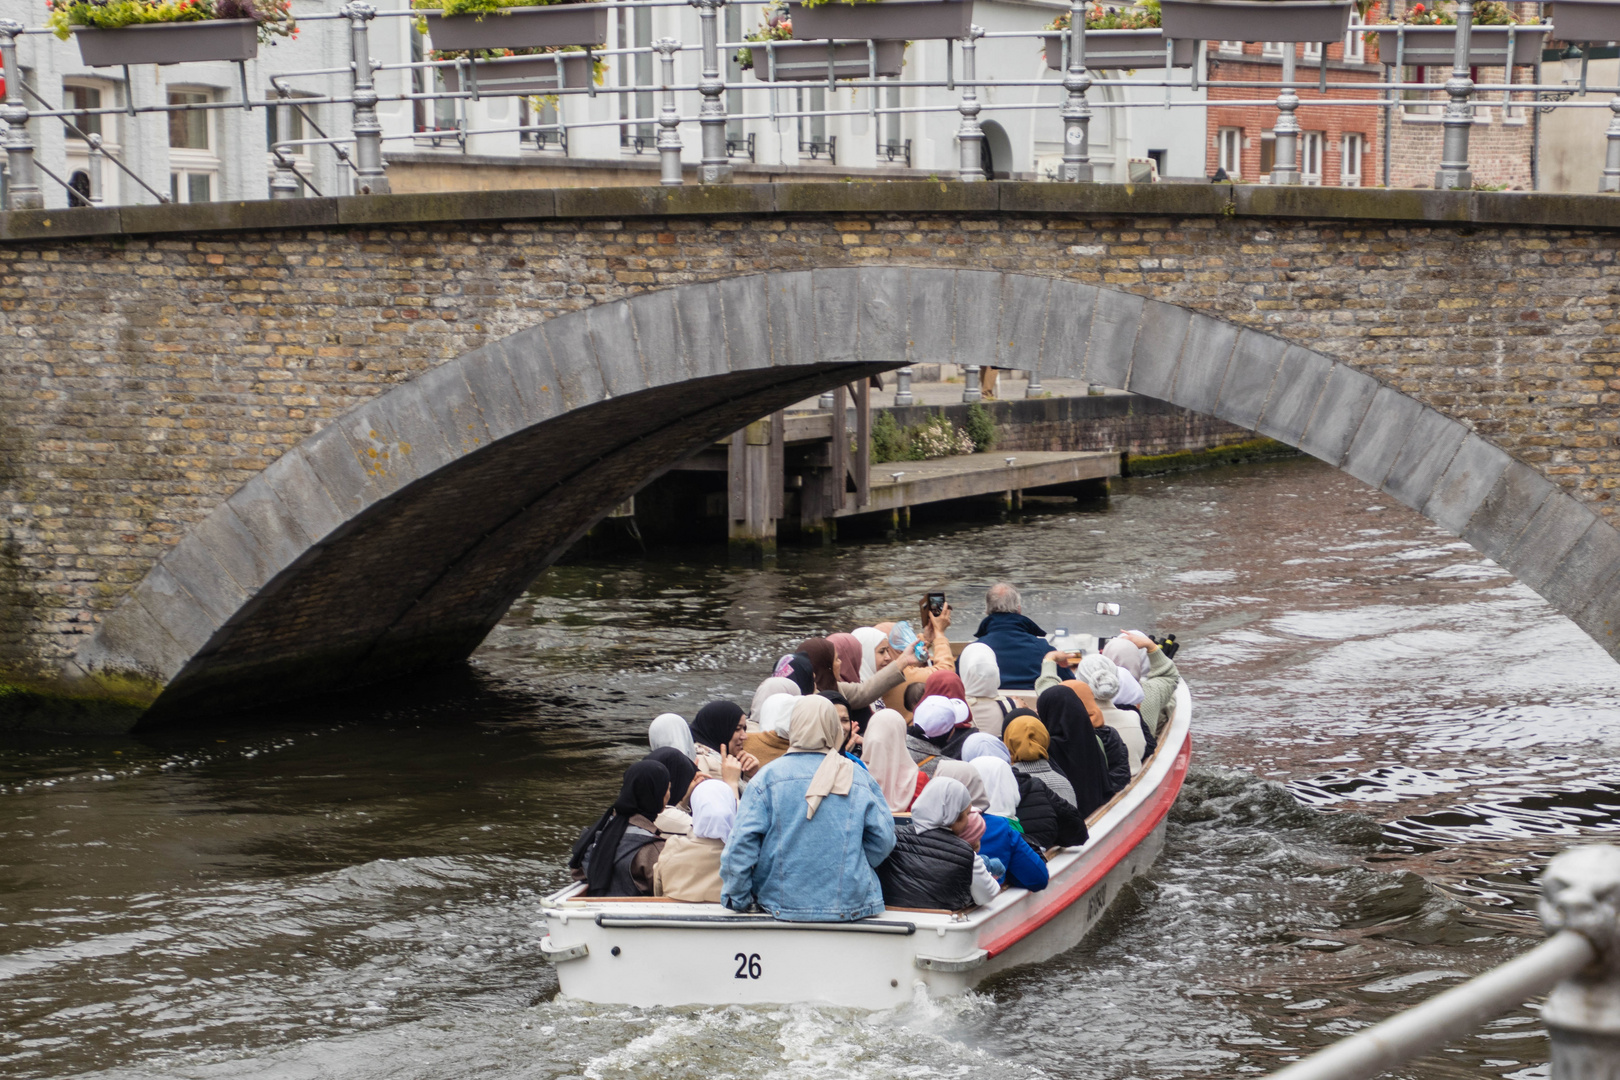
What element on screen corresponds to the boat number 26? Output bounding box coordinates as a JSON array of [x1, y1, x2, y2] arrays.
[[733, 952, 763, 980]]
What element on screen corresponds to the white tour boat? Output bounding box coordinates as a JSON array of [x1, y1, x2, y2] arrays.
[[538, 681, 1192, 1009]]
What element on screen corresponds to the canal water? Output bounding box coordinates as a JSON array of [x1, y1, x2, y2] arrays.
[[5, 455, 1620, 1080]]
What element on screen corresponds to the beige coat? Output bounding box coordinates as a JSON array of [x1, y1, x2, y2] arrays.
[[652, 832, 726, 902]]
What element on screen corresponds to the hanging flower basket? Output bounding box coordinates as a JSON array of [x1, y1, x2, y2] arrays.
[[439, 52, 594, 93], [1371, 23, 1548, 66], [424, 4, 609, 51], [1159, 0, 1353, 42], [787, 0, 973, 42], [1043, 29, 1197, 69], [1544, 0, 1613, 42], [71, 18, 259, 66], [749, 38, 906, 78]]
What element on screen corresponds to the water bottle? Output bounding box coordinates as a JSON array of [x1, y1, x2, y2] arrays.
[[888, 620, 929, 662]]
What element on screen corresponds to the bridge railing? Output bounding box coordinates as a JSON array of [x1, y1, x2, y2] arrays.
[[0, 0, 1616, 208], [1266, 844, 1620, 1080]]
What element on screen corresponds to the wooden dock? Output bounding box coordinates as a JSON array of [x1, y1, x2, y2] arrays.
[[840, 451, 1119, 518]]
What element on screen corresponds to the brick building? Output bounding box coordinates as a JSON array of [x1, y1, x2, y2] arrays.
[[1204, 1, 1536, 188]]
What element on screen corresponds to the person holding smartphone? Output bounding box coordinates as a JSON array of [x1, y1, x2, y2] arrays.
[[878, 595, 958, 719]]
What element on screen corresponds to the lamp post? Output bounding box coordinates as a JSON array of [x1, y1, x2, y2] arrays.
[[1272, 43, 1301, 185], [691, 0, 732, 184], [344, 2, 390, 195], [0, 19, 42, 210], [1434, 0, 1476, 189], [1059, 0, 1092, 181], [654, 37, 684, 186], [957, 24, 986, 181]]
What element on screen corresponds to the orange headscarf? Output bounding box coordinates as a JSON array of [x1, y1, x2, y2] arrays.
[[1003, 715, 1051, 763], [1062, 680, 1106, 729]]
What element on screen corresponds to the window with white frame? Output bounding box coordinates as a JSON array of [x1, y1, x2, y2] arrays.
[[167, 88, 219, 203], [1402, 65, 1437, 114], [1344, 14, 1365, 62], [1301, 131, 1323, 184], [1303, 39, 1322, 60], [1262, 41, 1285, 57], [266, 94, 316, 195], [1341, 132, 1365, 186], [1217, 126, 1243, 178], [1218, 40, 1243, 54]]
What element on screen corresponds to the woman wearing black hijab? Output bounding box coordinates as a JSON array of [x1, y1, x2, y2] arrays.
[[648, 746, 699, 809], [689, 700, 758, 795], [568, 759, 671, 897], [1037, 686, 1114, 818]]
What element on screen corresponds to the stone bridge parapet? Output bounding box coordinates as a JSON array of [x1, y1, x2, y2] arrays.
[[2, 182, 1618, 729]]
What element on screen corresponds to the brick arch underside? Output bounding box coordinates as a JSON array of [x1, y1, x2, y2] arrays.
[[76, 266, 1620, 725]]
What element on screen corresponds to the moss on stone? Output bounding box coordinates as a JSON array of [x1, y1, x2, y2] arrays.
[[0, 674, 156, 733], [1124, 437, 1300, 477]]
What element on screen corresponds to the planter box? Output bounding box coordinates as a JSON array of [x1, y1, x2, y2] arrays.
[[1160, 0, 1353, 42], [424, 5, 609, 51], [1545, 1, 1616, 42], [787, 0, 973, 41], [753, 38, 906, 79], [1372, 24, 1547, 66], [1043, 29, 1198, 69], [439, 53, 594, 93], [75, 19, 258, 66]]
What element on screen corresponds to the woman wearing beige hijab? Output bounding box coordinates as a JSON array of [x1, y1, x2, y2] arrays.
[[718, 696, 897, 921], [932, 759, 990, 813], [863, 708, 927, 813]]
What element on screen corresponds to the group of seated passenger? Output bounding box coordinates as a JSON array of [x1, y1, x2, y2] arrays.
[[567, 582, 1182, 921]]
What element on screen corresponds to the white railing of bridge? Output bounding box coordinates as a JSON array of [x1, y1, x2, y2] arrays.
[[1265, 843, 1620, 1080], [1, 0, 1619, 207]]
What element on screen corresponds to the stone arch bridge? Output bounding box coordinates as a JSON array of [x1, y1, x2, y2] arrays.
[[3, 182, 1620, 730]]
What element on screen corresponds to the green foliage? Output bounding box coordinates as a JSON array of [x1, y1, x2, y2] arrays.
[[871, 410, 909, 464], [48, 0, 296, 42], [965, 401, 997, 452], [413, 0, 593, 20], [1047, 0, 1161, 32], [1379, 0, 1526, 25]]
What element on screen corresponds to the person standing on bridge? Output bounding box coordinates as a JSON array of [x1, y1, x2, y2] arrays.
[[974, 584, 1073, 690]]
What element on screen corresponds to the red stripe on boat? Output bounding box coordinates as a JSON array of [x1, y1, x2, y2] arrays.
[[979, 731, 1192, 958]]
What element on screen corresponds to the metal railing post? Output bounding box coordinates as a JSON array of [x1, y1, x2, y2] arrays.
[[963, 365, 982, 403], [1272, 43, 1301, 184], [1059, 0, 1092, 181], [270, 147, 302, 198], [1025, 367, 1044, 398], [692, 0, 731, 184], [1601, 96, 1620, 194], [1541, 845, 1620, 1078], [344, 1, 390, 195], [1435, 0, 1475, 189], [654, 37, 684, 186], [0, 19, 43, 210], [957, 24, 985, 181], [86, 133, 105, 204], [894, 367, 914, 407]]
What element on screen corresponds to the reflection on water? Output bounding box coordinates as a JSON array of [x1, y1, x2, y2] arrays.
[[3, 456, 1619, 1080]]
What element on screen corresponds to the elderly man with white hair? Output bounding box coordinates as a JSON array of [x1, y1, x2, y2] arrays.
[[972, 582, 1073, 690]]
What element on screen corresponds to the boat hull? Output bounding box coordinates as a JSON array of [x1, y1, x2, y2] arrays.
[[540, 682, 1191, 1008]]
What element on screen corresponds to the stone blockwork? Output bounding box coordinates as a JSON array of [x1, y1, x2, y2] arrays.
[[5, 182, 1620, 727]]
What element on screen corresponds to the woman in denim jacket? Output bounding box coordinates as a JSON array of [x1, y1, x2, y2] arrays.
[[721, 696, 896, 922]]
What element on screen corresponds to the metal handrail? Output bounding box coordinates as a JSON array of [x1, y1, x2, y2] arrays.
[[1, 0, 1616, 207], [1266, 844, 1620, 1080]]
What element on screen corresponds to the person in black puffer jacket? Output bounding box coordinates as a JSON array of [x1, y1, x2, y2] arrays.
[[877, 778, 1000, 910], [1014, 771, 1087, 850]]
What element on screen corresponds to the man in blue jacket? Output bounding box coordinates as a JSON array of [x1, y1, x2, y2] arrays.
[[973, 582, 1074, 690]]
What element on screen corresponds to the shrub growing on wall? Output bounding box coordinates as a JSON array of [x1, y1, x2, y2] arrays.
[[965, 402, 997, 453]]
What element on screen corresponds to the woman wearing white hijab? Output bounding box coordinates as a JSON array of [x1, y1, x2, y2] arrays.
[[1079, 653, 1152, 776], [875, 776, 1001, 909], [720, 695, 896, 921], [958, 642, 1018, 734], [648, 713, 695, 759], [654, 780, 737, 903], [852, 626, 888, 682], [971, 756, 1023, 820], [960, 731, 1012, 765], [743, 693, 798, 768], [749, 677, 801, 722]]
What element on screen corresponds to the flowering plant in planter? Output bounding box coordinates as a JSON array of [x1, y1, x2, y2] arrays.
[[429, 44, 607, 82], [413, 0, 592, 23], [47, 0, 296, 42], [1046, 0, 1161, 33], [1377, 0, 1524, 25], [737, 6, 794, 70]]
